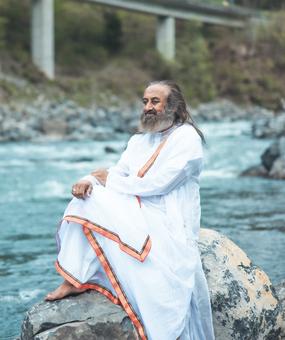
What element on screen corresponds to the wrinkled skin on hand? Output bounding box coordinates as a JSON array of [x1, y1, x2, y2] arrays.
[[71, 180, 93, 199], [71, 168, 108, 199]]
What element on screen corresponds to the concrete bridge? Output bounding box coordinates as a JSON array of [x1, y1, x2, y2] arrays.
[[31, 0, 261, 79]]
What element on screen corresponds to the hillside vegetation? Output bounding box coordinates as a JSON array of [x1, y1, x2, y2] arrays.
[[0, 0, 285, 109]]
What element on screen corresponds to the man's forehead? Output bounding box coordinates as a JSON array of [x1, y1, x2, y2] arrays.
[[143, 84, 170, 99]]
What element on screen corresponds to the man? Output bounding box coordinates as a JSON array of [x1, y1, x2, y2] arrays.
[[46, 80, 215, 340]]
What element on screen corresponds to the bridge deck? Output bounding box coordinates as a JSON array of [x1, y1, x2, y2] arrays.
[[83, 0, 261, 27], [145, 0, 258, 18]]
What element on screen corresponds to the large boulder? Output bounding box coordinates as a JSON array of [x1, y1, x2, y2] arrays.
[[241, 136, 285, 180], [21, 229, 283, 340], [199, 229, 283, 340], [275, 280, 285, 339], [21, 291, 137, 340]]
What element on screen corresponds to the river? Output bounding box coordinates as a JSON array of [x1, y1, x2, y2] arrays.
[[0, 120, 284, 339]]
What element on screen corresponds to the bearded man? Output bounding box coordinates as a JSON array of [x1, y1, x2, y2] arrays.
[[46, 80, 215, 340]]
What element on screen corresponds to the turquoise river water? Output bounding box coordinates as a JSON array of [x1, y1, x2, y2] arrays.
[[0, 120, 284, 339]]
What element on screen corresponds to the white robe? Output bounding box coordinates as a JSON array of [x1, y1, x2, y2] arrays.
[[55, 123, 215, 340]]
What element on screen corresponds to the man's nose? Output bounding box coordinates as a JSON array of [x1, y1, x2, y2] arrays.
[[144, 102, 153, 111]]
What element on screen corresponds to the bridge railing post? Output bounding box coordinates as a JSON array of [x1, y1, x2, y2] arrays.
[[31, 0, 54, 79], [156, 16, 175, 61]]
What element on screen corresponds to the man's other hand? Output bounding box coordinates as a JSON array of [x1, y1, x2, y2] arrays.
[[71, 180, 93, 199], [91, 168, 108, 186]]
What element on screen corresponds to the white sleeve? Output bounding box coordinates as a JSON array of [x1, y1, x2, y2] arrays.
[[107, 134, 139, 177], [106, 128, 203, 196]]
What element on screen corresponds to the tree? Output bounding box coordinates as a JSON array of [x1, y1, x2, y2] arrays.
[[234, 0, 285, 10]]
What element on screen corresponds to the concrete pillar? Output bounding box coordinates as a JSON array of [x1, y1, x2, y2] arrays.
[[31, 0, 54, 79], [156, 16, 175, 61]]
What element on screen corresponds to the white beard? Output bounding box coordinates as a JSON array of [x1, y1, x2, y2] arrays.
[[138, 110, 175, 133]]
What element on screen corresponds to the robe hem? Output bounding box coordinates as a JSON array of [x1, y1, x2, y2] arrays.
[[55, 260, 120, 305], [64, 215, 151, 262], [56, 222, 148, 340]]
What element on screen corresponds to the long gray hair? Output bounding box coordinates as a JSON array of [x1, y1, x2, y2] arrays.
[[147, 80, 205, 144]]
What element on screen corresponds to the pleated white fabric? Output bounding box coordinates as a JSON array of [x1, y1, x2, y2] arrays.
[[55, 123, 215, 340]]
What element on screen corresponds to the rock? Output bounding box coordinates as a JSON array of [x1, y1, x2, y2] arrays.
[[192, 100, 274, 122], [261, 141, 280, 171], [67, 126, 115, 141], [252, 117, 271, 138], [104, 146, 118, 154], [242, 137, 285, 180], [40, 119, 68, 137], [199, 229, 282, 340], [269, 158, 285, 179], [21, 229, 283, 340], [252, 112, 285, 139], [194, 100, 248, 122], [21, 291, 137, 340], [274, 280, 285, 338], [240, 164, 268, 178], [0, 100, 132, 142]]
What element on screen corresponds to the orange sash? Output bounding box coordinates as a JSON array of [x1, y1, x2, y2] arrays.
[[135, 137, 169, 207]]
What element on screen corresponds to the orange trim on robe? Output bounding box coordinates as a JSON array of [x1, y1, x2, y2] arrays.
[[55, 260, 120, 305], [64, 215, 151, 262], [135, 138, 168, 207], [83, 227, 147, 340], [137, 138, 168, 178]]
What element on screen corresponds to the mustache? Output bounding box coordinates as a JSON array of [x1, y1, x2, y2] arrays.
[[144, 109, 157, 115]]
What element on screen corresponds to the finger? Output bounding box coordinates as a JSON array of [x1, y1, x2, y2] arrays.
[[86, 184, 93, 196], [77, 184, 85, 194], [72, 185, 82, 198]]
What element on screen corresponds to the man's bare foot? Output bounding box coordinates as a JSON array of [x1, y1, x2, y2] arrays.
[[45, 280, 87, 301]]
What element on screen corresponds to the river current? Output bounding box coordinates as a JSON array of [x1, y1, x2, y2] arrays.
[[0, 120, 284, 339]]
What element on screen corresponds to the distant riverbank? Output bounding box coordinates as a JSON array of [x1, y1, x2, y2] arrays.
[[0, 98, 274, 142]]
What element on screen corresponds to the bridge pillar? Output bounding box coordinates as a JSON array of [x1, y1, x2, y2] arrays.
[[31, 0, 54, 79], [156, 16, 175, 61]]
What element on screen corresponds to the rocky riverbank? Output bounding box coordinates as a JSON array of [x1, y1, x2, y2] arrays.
[[0, 98, 140, 142], [20, 229, 284, 340], [0, 98, 275, 142]]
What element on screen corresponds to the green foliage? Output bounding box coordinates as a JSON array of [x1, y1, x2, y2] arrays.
[[118, 11, 156, 57], [102, 11, 122, 53], [1, 0, 285, 109], [235, 0, 284, 10], [0, 17, 6, 49], [208, 14, 285, 110], [176, 22, 217, 105], [54, 1, 108, 72], [0, 0, 30, 56]]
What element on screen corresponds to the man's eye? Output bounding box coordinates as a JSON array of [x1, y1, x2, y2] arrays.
[[152, 100, 160, 104]]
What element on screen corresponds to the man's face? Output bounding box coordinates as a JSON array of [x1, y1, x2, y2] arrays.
[[139, 84, 174, 133]]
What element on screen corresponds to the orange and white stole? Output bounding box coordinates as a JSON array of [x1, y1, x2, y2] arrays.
[[135, 136, 169, 207]]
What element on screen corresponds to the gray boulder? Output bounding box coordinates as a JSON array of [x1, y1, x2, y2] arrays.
[[21, 229, 283, 340], [261, 141, 280, 171], [242, 137, 285, 180], [21, 291, 137, 340], [199, 229, 282, 340], [275, 280, 285, 339], [252, 112, 285, 139], [240, 164, 268, 178]]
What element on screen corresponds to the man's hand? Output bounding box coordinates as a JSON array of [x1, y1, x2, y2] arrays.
[[91, 168, 108, 186], [71, 180, 93, 199]]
